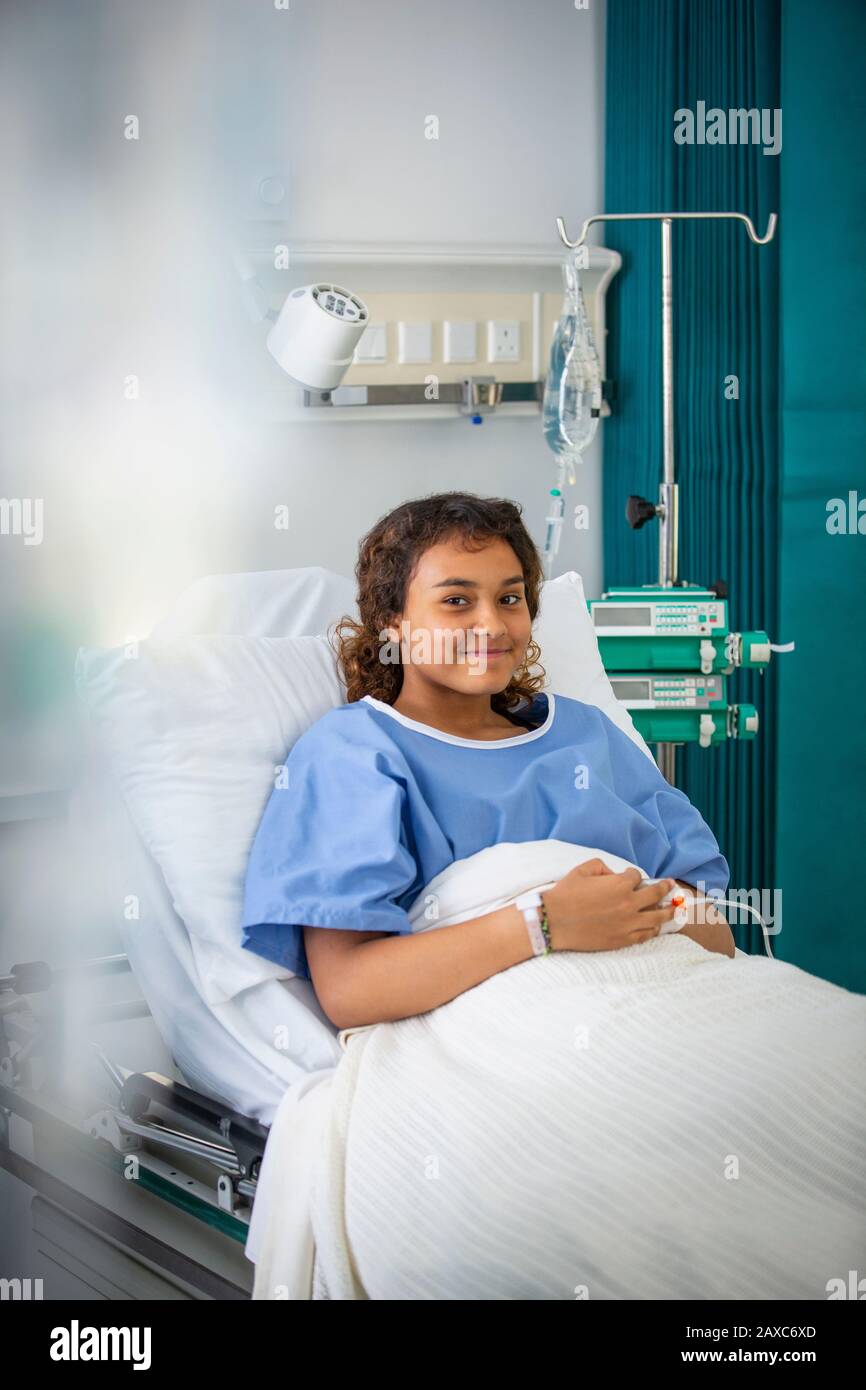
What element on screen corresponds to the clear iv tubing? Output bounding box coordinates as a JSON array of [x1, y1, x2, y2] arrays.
[[699, 898, 776, 960], [543, 488, 565, 571], [542, 450, 576, 579]]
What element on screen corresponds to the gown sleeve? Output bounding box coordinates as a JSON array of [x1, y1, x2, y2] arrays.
[[601, 710, 731, 895], [240, 720, 420, 982]]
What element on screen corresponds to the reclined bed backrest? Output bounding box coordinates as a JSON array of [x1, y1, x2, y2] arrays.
[[70, 569, 368, 1119]]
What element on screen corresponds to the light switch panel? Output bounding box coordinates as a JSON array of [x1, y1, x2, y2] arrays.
[[398, 321, 433, 364], [443, 320, 477, 363], [354, 322, 387, 363]]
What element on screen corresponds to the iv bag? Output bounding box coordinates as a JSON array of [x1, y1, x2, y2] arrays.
[[542, 253, 602, 460]]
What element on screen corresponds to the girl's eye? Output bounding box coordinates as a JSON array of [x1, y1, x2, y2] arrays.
[[442, 593, 523, 606]]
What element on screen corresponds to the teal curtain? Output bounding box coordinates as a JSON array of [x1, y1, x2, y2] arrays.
[[603, 0, 781, 955], [603, 0, 866, 988], [774, 0, 866, 990]]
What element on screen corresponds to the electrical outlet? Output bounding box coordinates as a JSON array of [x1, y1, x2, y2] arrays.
[[487, 320, 520, 362]]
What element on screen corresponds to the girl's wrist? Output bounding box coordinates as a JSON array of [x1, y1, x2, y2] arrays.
[[674, 884, 727, 928], [539, 887, 564, 949], [513, 889, 557, 957]]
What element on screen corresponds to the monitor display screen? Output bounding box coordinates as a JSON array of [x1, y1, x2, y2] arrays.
[[611, 680, 651, 700], [593, 606, 652, 627]]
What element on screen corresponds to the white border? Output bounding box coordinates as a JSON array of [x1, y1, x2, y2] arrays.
[[360, 692, 556, 749]]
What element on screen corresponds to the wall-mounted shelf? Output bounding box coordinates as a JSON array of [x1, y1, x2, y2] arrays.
[[234, 241, 621, 424]]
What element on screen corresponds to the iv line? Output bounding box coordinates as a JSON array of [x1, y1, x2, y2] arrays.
[[698, 898, 776, 960]]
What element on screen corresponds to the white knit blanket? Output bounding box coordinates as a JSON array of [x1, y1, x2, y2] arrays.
[[250, 841, 866, 1300]]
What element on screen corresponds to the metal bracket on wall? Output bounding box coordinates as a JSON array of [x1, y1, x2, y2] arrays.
[[302, 377, 615, 415], [303, 377, 542, 411]]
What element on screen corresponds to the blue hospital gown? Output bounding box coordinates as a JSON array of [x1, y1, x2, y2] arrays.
[[241, 690, 730, 981]]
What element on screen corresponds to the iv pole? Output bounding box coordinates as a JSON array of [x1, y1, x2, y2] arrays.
[[556, 210, 777, 587], [554, 210, 778, 782]]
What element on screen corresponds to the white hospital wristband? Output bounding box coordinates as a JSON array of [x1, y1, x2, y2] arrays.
[[513, 889, 553, 958]]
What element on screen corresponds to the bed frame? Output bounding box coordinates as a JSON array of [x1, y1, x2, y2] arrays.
[[0, 951, 267, 1299]]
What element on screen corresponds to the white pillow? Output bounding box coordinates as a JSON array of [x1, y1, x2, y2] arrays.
[[74, 567, 649, 1009], [148, 565, 358, 641], [533, 572, 654, 760], [74, 633, 345, 1006]]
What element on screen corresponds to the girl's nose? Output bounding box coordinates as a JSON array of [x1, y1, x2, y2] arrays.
[[471, 622, 508, 643], [470, 605, 508, 636]]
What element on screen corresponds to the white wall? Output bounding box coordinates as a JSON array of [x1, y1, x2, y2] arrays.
[[0, 0, 607, 794]]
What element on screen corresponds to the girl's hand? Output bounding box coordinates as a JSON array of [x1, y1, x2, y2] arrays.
[[541, 861, 676, 953]]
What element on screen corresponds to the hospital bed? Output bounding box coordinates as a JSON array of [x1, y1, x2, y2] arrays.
[[0, 565, 750, 1301]]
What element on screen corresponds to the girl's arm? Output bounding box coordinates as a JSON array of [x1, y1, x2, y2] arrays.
[[304, 906, 535, 1029]]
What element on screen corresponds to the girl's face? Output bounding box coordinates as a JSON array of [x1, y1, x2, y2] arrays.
[[385, 534, 533, 697]]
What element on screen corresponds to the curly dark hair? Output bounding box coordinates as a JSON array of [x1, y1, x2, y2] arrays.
[[330, 491, 547, 713]]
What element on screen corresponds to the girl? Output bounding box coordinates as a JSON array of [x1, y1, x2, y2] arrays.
[[241, 492, 733, 1030]]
